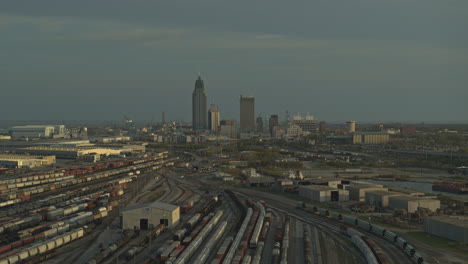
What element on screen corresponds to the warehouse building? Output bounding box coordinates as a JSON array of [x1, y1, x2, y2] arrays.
[[11, 125, 56, 138], [0, 154, 56, 168], [352, 132, 390, 144], [299, 185, 349, 202], [121, 201, 179, 230], [347, 184, 388, 201], [248, 176, 275, 187], [424, 216, 468, 243], [19, 146, 122, 159], [386, 187, 425, 197], [365, 191, 400, 208], [388, 196, 440, 213]]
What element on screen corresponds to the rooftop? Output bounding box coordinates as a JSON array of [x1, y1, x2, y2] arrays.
[[12, 125, 56, 129], [352, 132, 389, 135], [387, 187, 425, 196], [347, 184, 385, 190], [366, 190, 401, 196], [389, 195, 436, 202], [300, 185, 338, 191], [427, 216, 468, 228], [122, 201, 179, 212]]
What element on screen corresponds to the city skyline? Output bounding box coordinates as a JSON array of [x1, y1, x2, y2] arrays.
[[0, 2, 466, 263], [0, 1, 466, 123]]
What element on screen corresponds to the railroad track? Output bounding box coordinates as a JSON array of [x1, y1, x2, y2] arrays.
[[234, 189, 414, 264], [237, 192, 363, 264]]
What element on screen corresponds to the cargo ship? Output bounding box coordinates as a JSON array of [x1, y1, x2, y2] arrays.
[[432, 184, 468, 194]]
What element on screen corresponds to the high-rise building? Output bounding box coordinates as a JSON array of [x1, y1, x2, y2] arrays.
[[256, 116, 264, 132], [220, 120, 237, 138], [269, 115, 279, 135], [208, 104, 220, 132], [319, 121, 327, 134], [292, 113, 317, 134], [346, 121, 356, 133], [192, 75, 208, 130], [240, 96, 255, 132]]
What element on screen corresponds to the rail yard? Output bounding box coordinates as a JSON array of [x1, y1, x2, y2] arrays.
[[0, 149, 454, 264]]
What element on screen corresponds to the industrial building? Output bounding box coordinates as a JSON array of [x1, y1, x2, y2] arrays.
[[388, 196, 440, 213], [352, 132, 389, 144], [248, 176, 275, 187], [19, 146, 122, 159], [365, 191, 401, 208], [0, 154, 56, 168], [11, 125, 55, 138], [299, 185, 349, 202], [347, 184, 387, 201], [424, 216, 468, 243], [121, 201, 180, 230]]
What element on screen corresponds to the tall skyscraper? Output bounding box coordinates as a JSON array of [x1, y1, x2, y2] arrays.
[[319, 121, 327, 134], [240, 96, 255, 132], [269, 115, 279, 135], [292, 113, 317, 134], [208, 104, 220, 132], [256, 116, 264, 132], [192, 75, 208, 130]]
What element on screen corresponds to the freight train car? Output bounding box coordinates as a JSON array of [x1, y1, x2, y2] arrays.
[[295, 201, 425, 263]]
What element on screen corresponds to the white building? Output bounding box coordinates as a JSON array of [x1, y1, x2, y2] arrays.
[[121, 201, 180, 230], [286, 124, 303, 137], [299, 185, 349, 202], [11, 125, 56, 138], [388, 196, 440, 213], [287, 170, 304, 180]]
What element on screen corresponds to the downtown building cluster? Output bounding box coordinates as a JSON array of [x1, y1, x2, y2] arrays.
[[190, 75, 323, 139]]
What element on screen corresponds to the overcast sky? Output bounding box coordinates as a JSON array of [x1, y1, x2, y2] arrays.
[[1, 0, 467, 123]]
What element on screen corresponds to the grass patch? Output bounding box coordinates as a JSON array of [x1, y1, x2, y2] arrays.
[[407, 232, 468, 256]]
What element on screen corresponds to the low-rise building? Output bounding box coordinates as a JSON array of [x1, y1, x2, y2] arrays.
[[347, 184, 388, 201], [424, 216, 468, 243], [248, 176, 275, 187], [352, 132, 389, 144], [365, 190, 400, 208], [121, 201, 180, 230], [388, 196, 440, 213], [0, 154, 56, 168], [11, 125, 56, 138], [299, 185, 349, 202], [20, 146, 122, 159]]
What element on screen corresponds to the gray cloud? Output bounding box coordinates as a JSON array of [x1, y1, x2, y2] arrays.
[[0, 0, 467, 123]]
